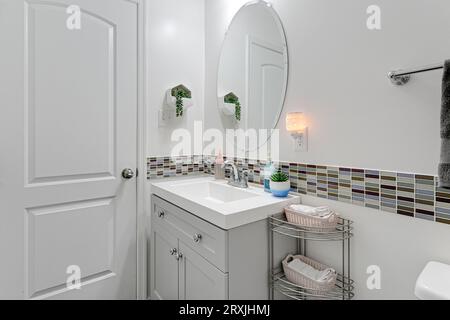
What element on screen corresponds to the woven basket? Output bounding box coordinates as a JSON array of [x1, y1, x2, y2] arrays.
[[282, 255, 337, 293], [285, 207, 339, 231]]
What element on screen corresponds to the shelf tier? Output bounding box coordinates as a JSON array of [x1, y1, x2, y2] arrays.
[[270, 213, 354, 242], [272, 271, 355, 300]]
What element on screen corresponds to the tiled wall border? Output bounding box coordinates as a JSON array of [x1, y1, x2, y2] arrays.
[[147, 156, 450, 226], [147, 155, 204, 179]]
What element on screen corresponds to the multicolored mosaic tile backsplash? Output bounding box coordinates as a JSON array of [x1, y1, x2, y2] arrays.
[[147, 156, 450, 225], [146, 155, 204, 179]]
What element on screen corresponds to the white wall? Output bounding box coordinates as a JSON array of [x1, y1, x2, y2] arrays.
[[204, 0, 450, 299], [303, 195, 450, 300], [205, 0, 450, 175], [146, 0, 205, 156]]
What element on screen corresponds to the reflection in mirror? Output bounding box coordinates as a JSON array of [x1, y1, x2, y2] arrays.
[[217, 0, 288, 145]]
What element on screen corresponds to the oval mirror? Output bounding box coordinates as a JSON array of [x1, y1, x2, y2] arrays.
[[217, 0, 288, 148]]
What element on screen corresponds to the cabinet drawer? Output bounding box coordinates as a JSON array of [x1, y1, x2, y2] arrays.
[[152, 195, 228, 272]]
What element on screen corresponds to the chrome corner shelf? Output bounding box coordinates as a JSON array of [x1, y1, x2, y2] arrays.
[[272, 271, 355, 301], [270, 213, 354, 242], [269, 213, 355, 300]]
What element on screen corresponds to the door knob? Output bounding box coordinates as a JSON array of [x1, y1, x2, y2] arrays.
[[169, 248, 177, 256], [121, 168, 135, 180], [193, 233, 202, 243]]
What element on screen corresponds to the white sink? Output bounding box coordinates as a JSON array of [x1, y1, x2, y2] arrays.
[[168, 180, 259, 204], [151, 176, 300, 230]]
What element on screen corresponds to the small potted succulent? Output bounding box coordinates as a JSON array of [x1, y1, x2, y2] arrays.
[[270, 171, 291, 197]]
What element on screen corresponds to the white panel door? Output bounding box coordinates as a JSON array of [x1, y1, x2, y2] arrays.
[[0, 0, 138, 299], [247, 38, 285, 131]]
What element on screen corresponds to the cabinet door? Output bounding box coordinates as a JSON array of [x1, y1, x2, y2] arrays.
[[178, 242, 228, 300], [150, 224, 179, 300]]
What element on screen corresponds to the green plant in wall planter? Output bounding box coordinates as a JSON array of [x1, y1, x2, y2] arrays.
[[171, 84, 192, 117], [224, 92, 241, 121]]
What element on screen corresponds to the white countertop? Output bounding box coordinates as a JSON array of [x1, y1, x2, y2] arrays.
[[151, 176, 300, 230]]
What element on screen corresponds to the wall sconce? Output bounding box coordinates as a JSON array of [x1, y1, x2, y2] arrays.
[[286, 112, 308, 152]]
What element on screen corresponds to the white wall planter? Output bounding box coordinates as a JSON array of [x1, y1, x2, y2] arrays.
[[219, 99, 236, 116], [158, 87, 194, 127]]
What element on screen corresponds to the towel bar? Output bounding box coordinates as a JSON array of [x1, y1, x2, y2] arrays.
[[388, 62, 444, 86]]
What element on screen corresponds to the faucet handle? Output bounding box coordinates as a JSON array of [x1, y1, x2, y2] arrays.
[[240, 169, 249, 177], [222, 160, 232, 170], [224, 160, 238, 181], [223, 159, 230, 169], [239, 169, 249, 188]]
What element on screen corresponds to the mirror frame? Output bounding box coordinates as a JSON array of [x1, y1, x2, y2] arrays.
[[216, 0, 289, 149]]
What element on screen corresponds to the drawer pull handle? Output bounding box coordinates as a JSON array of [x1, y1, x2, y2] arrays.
[[175, 252, 183, 261], [193, 233, 202, 243], [169, 248, 177, 256], [158, 210, 165, 218]]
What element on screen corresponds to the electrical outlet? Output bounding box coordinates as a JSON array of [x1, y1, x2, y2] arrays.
[[293, 129, 308, 152]]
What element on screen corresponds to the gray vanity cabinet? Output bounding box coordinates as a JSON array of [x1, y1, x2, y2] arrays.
[[150, 195, 274, 300], [151, 221, 227, 300], [150, 195, 229, 300]]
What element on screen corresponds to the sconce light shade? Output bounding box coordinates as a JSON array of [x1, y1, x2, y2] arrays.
[[286, 112, 307, 132]]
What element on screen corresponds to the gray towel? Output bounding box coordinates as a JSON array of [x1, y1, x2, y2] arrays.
[[438, 60, 450, 188]]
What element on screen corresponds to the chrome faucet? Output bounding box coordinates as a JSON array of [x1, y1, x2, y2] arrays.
[[224, 160, 249, 189]]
